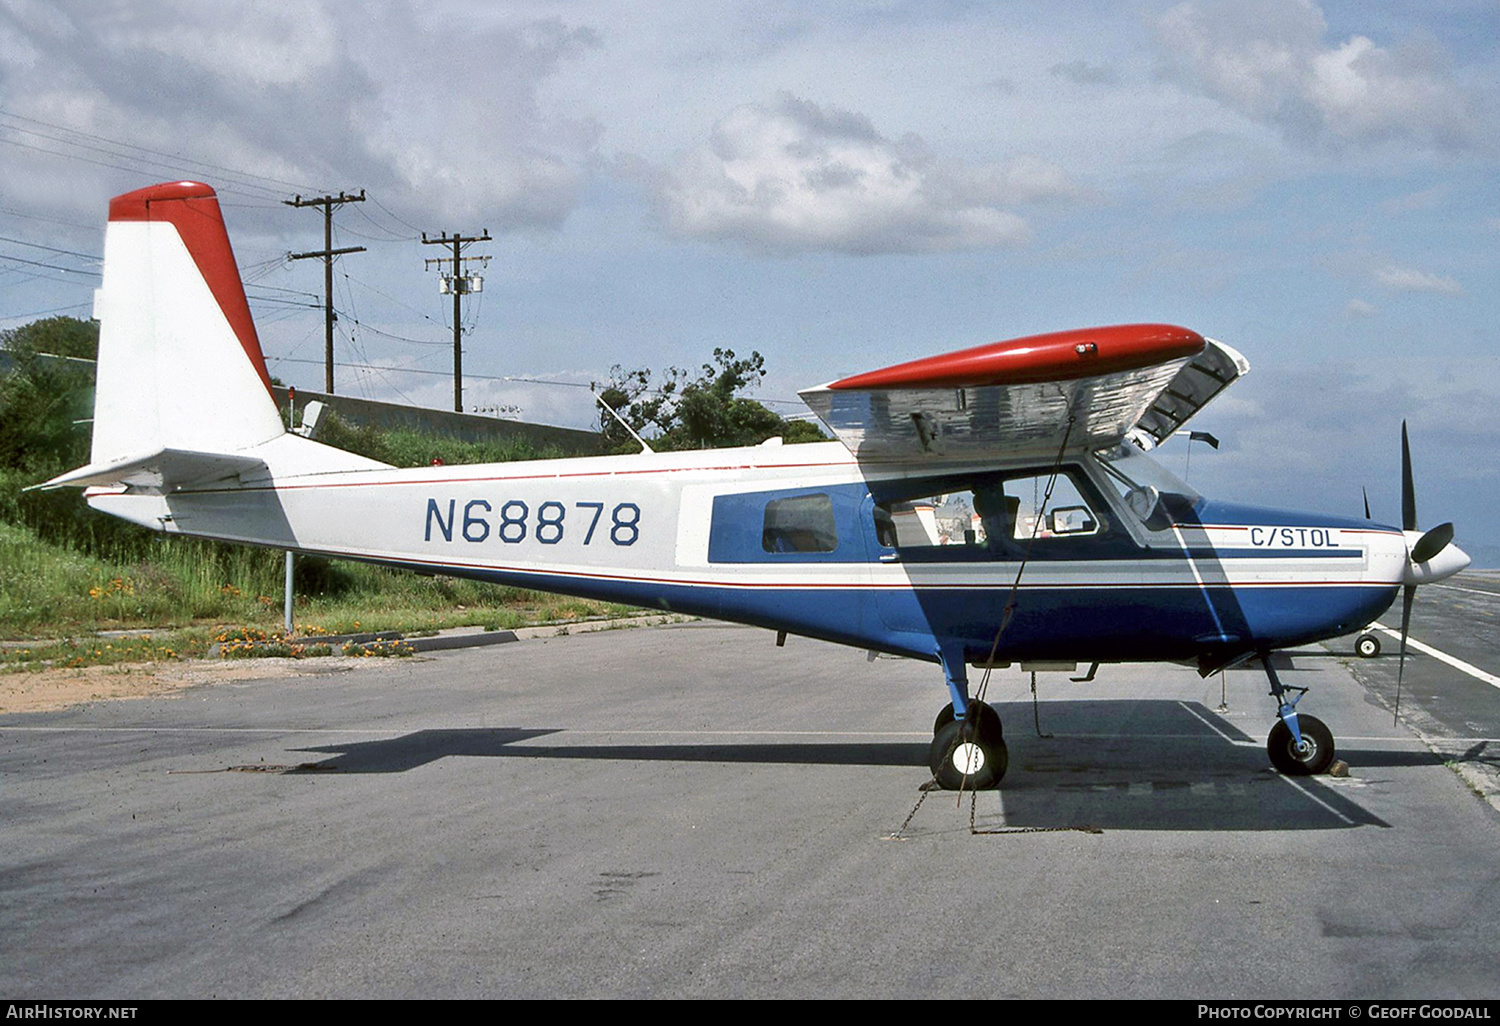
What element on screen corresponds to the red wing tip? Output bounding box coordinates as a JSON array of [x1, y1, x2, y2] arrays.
[[829, 323, 1205, 390], [109, 181, 217, 221]]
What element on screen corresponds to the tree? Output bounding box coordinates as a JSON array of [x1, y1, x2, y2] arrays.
[[596, 348, 825, 452], [1, 315, 99, 361], [0, 317, 99, 473]]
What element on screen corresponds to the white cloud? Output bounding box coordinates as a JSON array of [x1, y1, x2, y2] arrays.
[[1345, 298, 1376, 318], [1374, 266, 1463, 296], [0, 2, 601, 231], [1181, 358, 1500, 543], [650, 92, 1078, 255], [1153, 0, 1483, 151]]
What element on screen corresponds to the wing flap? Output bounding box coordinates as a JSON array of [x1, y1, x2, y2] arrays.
[[1129, 338, 1249, 448]]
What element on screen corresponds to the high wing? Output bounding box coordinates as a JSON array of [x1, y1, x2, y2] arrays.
[[798, 324, 1248, 462]]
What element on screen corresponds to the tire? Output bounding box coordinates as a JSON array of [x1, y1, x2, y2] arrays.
[[928, 717, 1009, 790], [1355, 634, 1380, 658], [933, 700, 1004, 738], [1267, 714, 1336, 776]]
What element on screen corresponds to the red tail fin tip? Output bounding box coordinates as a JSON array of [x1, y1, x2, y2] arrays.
[[106, 181, 273, 399]]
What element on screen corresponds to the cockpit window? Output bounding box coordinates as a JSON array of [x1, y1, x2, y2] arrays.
[[1004, 471, 1101, 540], [872, 467, 1105, 557]]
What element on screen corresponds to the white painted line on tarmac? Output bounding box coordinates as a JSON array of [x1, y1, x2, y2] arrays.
[[0, 725, 398, 734], [1278, 775, 1356, 825], [1370, 624, 1500, 689], [1338, 734, 1496, 744], [0, 725, 930, 738], [1429, 582, 1500, 598], [1177, 701, 1258, 746]]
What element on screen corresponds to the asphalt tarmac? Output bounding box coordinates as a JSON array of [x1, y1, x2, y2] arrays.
[[3, 579, 1498, 999], [1336, 569, 1500, 808]]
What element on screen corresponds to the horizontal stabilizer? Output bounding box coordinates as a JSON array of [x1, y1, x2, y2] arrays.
[[31, 447, 266, 492]]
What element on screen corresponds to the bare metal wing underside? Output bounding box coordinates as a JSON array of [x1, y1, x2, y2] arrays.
[[800, 338, 1247, 463]]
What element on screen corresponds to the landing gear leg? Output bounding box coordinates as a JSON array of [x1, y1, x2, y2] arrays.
[[1261, 651, 1336, 776], [928, 645, 1009, 789]]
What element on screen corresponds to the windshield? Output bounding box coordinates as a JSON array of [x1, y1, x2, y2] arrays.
[[1095, 444, 1201, 501], [1093, 443, 1202, 529]]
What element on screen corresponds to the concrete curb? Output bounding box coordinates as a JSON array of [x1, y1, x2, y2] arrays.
[[205, 614, 697, 658]]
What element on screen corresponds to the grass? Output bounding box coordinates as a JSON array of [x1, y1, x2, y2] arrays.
[[0, 347, 637, 673], [0, 518, 636, 672]]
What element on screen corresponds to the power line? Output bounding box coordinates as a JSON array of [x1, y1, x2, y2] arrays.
[[369, 195, 425, 234], [0, 132, 280, 205], [0, 107, 322, 199], [341, 272, 440, 325], [339, 318, 448, 347], [350, 203, 418, 241], [0, 251, 101, 276], [0, 301, 92, 324], [0, 234, 100, 262], [245, 281, 321, 301], [262, 355, 807, 407], [329, 220, 414, 243], [0, 204, 98, 234]]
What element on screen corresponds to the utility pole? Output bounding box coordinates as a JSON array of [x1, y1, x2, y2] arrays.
[[422, 230, 491, 412], [285, 191, 366, 393], [283, 387, 296, 638]]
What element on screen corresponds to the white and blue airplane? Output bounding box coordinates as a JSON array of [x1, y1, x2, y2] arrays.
[[38, 181, 1471, 790]]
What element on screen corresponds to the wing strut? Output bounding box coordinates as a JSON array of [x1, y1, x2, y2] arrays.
[[949, 405, 1080, 792]]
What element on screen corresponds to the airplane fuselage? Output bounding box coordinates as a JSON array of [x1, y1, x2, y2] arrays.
[[88, 438, 1405, 670]]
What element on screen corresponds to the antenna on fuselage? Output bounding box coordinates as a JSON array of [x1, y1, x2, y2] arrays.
[[592, 389, 654, 454]]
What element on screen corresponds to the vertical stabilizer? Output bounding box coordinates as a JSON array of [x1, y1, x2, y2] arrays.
[[90, 181, 285, 466]]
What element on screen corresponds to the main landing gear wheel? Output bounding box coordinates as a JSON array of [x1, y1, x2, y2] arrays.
[[1355, 633, 1381, 658], [1267, 714, 1336, 776], [929, 710, 1009, 790], [933, 700, 1004, 739]]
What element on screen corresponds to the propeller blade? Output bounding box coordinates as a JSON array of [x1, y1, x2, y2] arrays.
[[1363, 486, 1371, 520], [1394, 583, 1415, 725], [1401, 421, 1417, 532], [1410, 522, 1455, 565]]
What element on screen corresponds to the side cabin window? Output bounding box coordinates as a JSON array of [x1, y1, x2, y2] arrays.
[[763, 493, 839, 553], [708, 486, 858, 562], [872, 468, 1110, 560]]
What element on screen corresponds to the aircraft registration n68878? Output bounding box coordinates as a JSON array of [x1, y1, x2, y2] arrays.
[[36, 181, 1471, 790]]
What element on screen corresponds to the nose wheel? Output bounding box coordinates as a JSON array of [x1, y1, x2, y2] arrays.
[[1260, 652, 1337, 776], [928, 700, 1008, 790], [1267, 714, 1335, 776]]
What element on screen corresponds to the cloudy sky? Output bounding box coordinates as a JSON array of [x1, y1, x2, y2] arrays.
[[1, 0, 1496, 563]]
